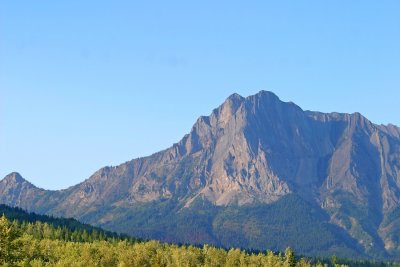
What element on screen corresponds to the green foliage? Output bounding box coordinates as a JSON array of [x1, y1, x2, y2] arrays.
[[93, 194, 362, 257], [0, 204, 136, 243], [211, 194, 362, 257], [0, 214, 305, 266], [0, 213, 397, 267], [0, 215, 22, 266], [284, 247, 295, 267]]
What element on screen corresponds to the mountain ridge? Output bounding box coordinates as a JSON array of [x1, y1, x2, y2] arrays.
[[2, 90, 400, 259]]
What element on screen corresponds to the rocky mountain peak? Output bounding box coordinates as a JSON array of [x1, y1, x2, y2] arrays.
[[2, 172, 28, 185], [213, 90, 287, 118], [2, 91, 400, 258], [251, 89, 280, 100], [0, 172, 42, 210], [211, 93, 245, 124], [226, 92, 244, 101]]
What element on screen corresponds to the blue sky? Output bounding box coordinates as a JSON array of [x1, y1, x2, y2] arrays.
[[1, 1, 399, 189]]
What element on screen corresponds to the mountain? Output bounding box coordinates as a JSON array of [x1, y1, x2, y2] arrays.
[[2, 91, 400, 259]]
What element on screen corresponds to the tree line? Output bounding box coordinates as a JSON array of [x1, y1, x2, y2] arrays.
[[0, 214, 348, 267], [1, 210, 399, 267]]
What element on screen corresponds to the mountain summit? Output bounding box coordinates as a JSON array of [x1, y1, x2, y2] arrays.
[[2, 91, 400, 259]]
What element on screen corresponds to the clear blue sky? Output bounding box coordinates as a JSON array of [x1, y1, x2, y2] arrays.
[[1, 1, 399, 189]]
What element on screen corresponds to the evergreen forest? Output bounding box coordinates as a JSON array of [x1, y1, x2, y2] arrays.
[[0, 205, 399, 267]]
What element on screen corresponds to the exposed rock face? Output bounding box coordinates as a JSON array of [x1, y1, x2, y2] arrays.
[[0, 172, 46, 209], [2, 90, 400, 258]]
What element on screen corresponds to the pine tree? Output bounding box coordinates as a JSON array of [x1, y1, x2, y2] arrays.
[[0, 215, 22, 265], [284, 247, 296, 267]]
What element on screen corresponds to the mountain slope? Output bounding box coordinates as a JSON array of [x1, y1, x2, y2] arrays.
[[2, 91, 400, 259], [0, 203, 134, 241]]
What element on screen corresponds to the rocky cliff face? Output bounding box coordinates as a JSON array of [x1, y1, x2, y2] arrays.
[[2, 91, 400, 258]]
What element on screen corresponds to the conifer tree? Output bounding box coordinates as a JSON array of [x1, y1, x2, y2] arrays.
[[0, 215, 22, 265], [284, 247, 296, 267]]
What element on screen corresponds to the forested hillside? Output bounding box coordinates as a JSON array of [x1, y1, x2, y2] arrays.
[[0, 204, 135, 243], [0, 205, 398, 266], [0, 214, 359, 266]]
